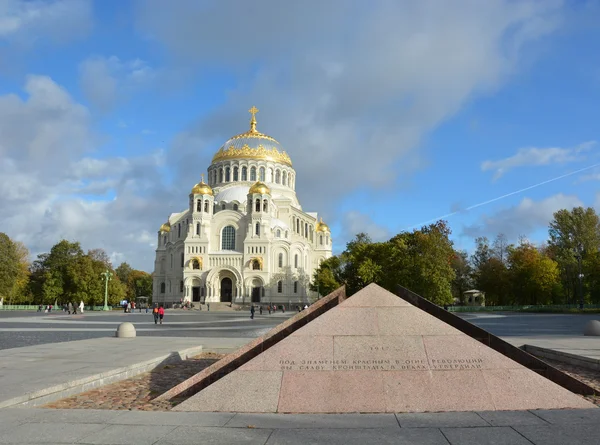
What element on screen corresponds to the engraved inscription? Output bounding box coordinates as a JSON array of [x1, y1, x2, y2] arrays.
[[278, 357, 482, 371]]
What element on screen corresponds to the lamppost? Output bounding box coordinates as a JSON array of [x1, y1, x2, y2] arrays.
[[574, 249, 584, 310], [101, 270, 113, 311]]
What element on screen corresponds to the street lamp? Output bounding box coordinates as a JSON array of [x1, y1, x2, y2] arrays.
[[101, 270, 113, 311], [574, 251, 584, 310]]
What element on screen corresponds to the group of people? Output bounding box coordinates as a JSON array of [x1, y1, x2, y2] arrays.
[[152, 304, 165, 324], [249, 303, 309, 319], [37, 301, 84, 314]]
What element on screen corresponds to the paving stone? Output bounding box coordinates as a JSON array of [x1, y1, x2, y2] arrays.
[[226, 413, 400, 429], [112, 410, 234, 426], [515, 424, 600, 445], [77, 424, 177, 444], [25, 408, 123, 424], [0, 408, 43, 426], [265, 428, 449, 445], [155, 426, 273, 445], [530, 408, 600, 424], [441, 426, 532, 444], [396, 412, 489, 428], [476, 410, 548, 426], [0, 421, 106, 443]]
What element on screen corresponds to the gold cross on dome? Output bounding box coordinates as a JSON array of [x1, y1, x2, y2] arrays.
[[249, 106, 259, 132], [201, 173, 205, 182]]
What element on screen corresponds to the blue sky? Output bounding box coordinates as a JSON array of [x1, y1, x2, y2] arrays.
[[1, 0, 599, 271]]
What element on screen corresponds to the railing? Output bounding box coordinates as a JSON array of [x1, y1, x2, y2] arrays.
[[208, 253, 243, 268], [448, 304, 600, 313]]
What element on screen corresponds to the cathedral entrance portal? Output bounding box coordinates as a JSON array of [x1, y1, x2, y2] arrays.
[[192, 287, 200, 302], [251, 287, 261, 303], [220, 277, 233, 303]]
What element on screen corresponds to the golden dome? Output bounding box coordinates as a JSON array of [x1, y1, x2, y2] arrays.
[[211, 106, 292, 167], [159, 221, 171, 233], [191, 175, 213, 196], [249, 181, 271, 195], [316, 218, 330, 233]]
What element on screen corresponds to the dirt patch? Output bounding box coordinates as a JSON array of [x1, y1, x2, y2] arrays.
[[538, 357, 600, 407], [44, 352, 225, 411]]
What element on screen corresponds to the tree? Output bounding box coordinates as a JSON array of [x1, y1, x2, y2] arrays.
[[311, 256, 343, 297], [470, 237, 510, 305], [451, 250, 472, 304], [12, 241, 31, 303], [0, 233, 19, 302], [548, 207, 600, 304], [507, 241, 560, 305]]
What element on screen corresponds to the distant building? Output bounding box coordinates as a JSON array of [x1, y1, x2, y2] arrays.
[[462, 289, 485, 307], [152, 107, 333, 306]]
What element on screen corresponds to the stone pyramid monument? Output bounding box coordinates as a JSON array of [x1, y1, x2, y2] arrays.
[[173, 284, 595, 413]]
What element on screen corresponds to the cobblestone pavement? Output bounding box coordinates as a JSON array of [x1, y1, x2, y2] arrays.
[[44, 352, 225, 411]]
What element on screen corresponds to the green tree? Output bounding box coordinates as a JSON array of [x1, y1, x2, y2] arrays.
[[548, 207, 600, 304], [470, 236, 510, 305], [0, 233, 19, 302], [507, 241, 560, 305], [311, 256, 343, 297], [451, 250, 472, 304]]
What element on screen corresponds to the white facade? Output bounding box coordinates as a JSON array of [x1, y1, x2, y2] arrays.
[[152, 109, 332, 306]]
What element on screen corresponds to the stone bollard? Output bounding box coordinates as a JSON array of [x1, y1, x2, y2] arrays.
[[116, 322, 136, 338], [583, 320, 600, 336]]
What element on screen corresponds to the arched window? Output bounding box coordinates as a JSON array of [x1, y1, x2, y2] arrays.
[[278, 253, 283, 268], [250, 167, 256, 181], [181, 252, 184, 267], [294, 281, 298, 293], [221, 226, 236, 250], [259, 167, 265, 181], [160, 282, 165, 293], [196, 223, 200, 235], [296, 219, 300, 233], [282, 171, 287, 186], [221, 203, 226, 210], [263, 200, 268, 212], [310, 226, 313, 241], [233, 204, 238, 211], [213, 204, 216, 214], [178, 224, 181, 237], [219, 168, 223, 183], [294, 254, 298, 268], [196, 200, 201, 211], [276, 229, 281, 238], [163, 235, 167, 245], [255, 222, 260, 236], [242, 166, 247, 181], [204, 201, 209, 212], [255, 198, 261, 212], [320, 235, 323, 245], [277, 281, 283, 293], [252, 260, 261, 270], [233, 166, 238, 181], [275, 170, 281, 184], [192, 259, 200, 270], [180, 280, 184, 292]]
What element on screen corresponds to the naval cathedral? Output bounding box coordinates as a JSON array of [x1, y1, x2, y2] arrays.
[[152, 107, 333, 306]]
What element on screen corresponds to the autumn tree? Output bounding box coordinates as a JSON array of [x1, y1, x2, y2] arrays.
[[451, 250, 472, 304], [0, 233, 20, 302], [470, 236, 510, 305]]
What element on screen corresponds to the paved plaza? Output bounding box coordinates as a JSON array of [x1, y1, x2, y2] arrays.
[[0, 310, 292, 350]]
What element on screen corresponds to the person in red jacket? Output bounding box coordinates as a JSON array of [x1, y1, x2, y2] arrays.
[[158, 305, 165, 325]]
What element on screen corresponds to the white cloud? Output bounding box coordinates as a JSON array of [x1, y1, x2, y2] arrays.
[[79, 55, 155, 111], [462, 193, 584, 240], [482, 140, 596, 180], [0, 0, 92, 44], [0, 75, 175, 270], [135, 0, 565, 218], [340, 211, 391, 248]]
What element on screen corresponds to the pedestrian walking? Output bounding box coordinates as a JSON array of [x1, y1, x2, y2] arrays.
[[268, 305, 271, 315], [68, 302, 73, 315], [250, 305, 255, 319], [259, 306, 263, 315], [152, 304, 159, 324], [158, 305, 165, 324], [79, 301, 85, 314]]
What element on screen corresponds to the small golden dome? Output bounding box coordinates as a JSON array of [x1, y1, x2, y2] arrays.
[[159, 221, 171, 233], [191, 174, 213, 196], [249, 181, 271, 195], [316, 217, 330, 233]]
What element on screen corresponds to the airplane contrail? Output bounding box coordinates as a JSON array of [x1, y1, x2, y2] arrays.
[[406, 162, 600, 230]]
